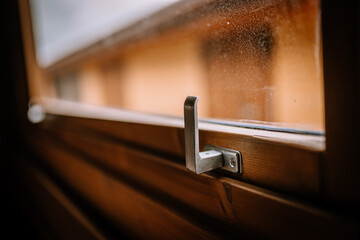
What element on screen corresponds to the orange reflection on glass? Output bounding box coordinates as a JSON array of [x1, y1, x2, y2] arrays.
[[39, 0, 324, 132]]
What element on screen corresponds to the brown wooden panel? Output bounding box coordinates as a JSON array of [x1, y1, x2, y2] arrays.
[[28, 130, 359, 239], [29, 134, 219, 239], [15, 158, 106, 240], [38, 129, 234, 224], [41, 115, 322, 199]]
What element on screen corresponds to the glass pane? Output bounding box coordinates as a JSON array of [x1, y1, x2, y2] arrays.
[[30, 0, 179, 66], [30, 0, 324, 133]]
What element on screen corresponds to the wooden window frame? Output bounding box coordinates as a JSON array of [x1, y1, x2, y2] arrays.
[[18, 0, 325, 194], [16, 0, 360, 238]]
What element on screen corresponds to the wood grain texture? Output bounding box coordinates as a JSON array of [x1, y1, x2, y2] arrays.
[[29, 134, 219, 239], [40, 114, 322, 200], [42, 98, 325, 152], [27, 128, 359, 239], [15, 157, 107, 240]]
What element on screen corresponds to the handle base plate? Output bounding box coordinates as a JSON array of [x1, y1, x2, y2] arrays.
[[204, 145, 242, 173]]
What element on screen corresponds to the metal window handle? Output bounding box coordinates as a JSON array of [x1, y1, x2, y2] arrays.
[[184, 96, 242, 174]]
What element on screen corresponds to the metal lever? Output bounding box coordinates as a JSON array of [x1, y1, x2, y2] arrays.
[[184, 96, 242, 174]]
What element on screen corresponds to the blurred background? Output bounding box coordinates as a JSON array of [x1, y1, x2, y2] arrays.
[[29, 0, 324, 132]]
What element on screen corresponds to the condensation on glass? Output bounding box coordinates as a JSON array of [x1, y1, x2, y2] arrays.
[[30, 0, 324, 133]]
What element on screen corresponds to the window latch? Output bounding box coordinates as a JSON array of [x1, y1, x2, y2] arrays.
[[184, 96, 242, 174]]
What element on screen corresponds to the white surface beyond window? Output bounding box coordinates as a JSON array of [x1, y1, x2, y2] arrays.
[[30, 0, 179, 66]]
